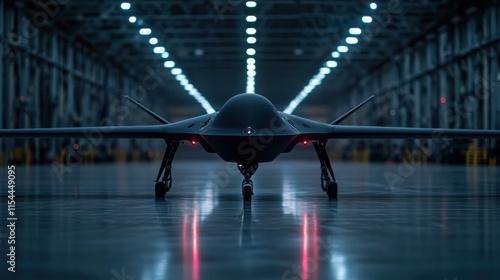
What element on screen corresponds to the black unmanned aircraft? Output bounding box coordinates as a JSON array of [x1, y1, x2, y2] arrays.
[[1, 93, 500, 201]]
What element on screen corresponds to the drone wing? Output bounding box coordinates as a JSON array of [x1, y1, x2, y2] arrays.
[[0, 113, 216, 141], [329, 125, 500, 139]]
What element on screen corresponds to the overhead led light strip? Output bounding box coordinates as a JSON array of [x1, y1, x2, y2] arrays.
[[121, 2, 215, 114], [245, 1, 258, 93], [283, 2, 378, 114]]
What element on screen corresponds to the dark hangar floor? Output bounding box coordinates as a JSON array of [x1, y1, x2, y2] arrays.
[[2, 160, 500, 280]]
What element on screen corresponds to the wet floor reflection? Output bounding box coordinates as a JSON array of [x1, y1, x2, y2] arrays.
[[3, 161, 500, 279]]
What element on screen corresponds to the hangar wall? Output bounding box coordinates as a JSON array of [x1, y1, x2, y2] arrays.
[[337, 1, 500, 163], [0, 1, 165, 164]]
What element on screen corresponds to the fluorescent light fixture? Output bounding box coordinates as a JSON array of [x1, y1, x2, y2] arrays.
[[246, 1, 257, 7], [349, 28, 362, 35], [326, 60, 338, 68], [180, 79, 189, 86], [331, 51, 340, 58], [139, 28, 151, 35], [247, 58, 256, 64], [247, 64, 256, 71], [161, 52, 169, 58], [128, 16, 136, 23], [370, 3, 377, 10], [149, 37, 158, 45], [337, 46, 349, 53], [247, 70, 256, 77], [163, 61, 175, 68], [153, 46, 165, 53], [247, 37, 257, 44], [246, 28, 256, 35], [320, 67, 331, 75], [246, 48, 256, 56], [362, 16, 373, 23], [246, 15, 257, 22], [175, 74, 186, 81], [171, 68, 182, 75], [346, 37, 358, 44], [121, 2, 131, 10]]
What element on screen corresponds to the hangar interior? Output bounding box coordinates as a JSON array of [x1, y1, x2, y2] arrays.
[[1, 0, 500, 279], [1, 0, 499, 165]]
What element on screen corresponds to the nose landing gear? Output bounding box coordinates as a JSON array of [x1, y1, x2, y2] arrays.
[[238, 163, 259, 201]]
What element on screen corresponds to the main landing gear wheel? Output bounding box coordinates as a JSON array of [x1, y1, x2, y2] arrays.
[[242, 180, 254, 202], [154, 141, 179, 199], [326, 182, 338, 199], [155, 182, 167, 198]]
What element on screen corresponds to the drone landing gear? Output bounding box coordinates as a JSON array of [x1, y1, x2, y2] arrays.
[[238, 163, 259, 202], [314, 141, 338, 199], [155, 141, 179, 198]]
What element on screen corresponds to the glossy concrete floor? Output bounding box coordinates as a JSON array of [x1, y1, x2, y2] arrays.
[[1, 160, 499, 280]]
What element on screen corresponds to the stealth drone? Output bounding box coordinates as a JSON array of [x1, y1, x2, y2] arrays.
[[1, 94, 500, 201]]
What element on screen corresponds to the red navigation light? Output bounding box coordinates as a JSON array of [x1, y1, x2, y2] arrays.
[[302, 140, 308, 145], [440, 97, 446, 104], [191, 141, 196, 146]]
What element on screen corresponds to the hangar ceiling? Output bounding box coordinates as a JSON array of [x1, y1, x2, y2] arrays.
[[20, 0, 481, 119]]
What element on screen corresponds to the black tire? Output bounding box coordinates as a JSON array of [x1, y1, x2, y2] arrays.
[[326, 182, 338, 199], [155, 182, 167, 198], [242, 184, 253, 202]]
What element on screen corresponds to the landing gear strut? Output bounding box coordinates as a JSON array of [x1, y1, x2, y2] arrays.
[[238, 163, 259, 201], [155, 141, 179, 198], [313, 141, 338, 199]]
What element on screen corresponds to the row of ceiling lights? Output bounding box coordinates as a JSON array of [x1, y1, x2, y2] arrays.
[[283, 2, 378, 114], [120, 2, 215, 114], [245, 1, 258, 93]]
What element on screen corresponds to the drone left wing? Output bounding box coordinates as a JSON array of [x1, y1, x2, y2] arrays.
[[0, 113, 216, 141]]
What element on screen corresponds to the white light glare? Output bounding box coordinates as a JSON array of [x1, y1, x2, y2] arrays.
[[153, 46, 165, 54], [320, 67, 331, 75], [149, 37, 158, 45], [128, 16, 137, 23], [161, 52, 169, 58], [247, 64, 256, 71], [246, 1, 257, 7], [331, 51, 340, 58], [246, 48, 256, 56], [247, 58, 256, 64], [139, 28, 151, 35], [349, 28, 362, 35], [246, 28, 256, 35], [246, 15, 257, 22], [247, 37, 257, 44], [337, 46, 349, 53], [362, 16, 373, 23], [346, 37, 358, 44], [171, 68, 182, 75], [164, 61, 175, 68], [121, 2, 131, 10], [247, 70, 256, 77], [370, 3, 377, 10], [326, 60, 338, 68]]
